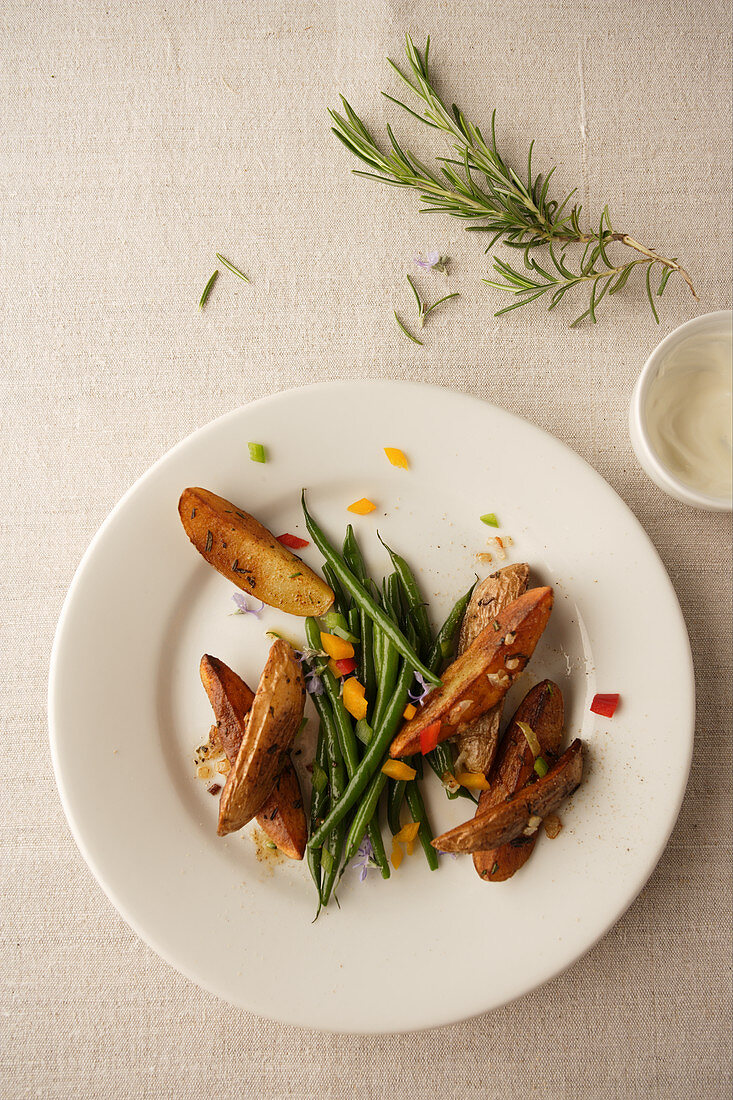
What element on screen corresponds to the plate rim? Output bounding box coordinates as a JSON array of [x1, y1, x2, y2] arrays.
[[48, 379, 696, 1032]]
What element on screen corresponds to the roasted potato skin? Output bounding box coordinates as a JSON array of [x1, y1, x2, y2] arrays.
[[200, 655, 255, 764], [255, 755, 307, 860], [455, 564, 530, 775], [473, 679, 564, 881], [179, 487, 334, 617], [217, 640, 306, 836], [390, 586, 554, 758], [433, 739, 584, 853]]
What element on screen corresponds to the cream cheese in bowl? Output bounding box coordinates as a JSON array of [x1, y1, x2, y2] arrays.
[[630, 311, 733, 510]]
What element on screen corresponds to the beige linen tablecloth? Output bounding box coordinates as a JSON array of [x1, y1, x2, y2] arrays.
[[2, 1, 731, 1096]]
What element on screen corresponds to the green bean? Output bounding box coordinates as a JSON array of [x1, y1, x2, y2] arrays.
[[405, 781, 439, 871], [304, 617, 389, 878], [347, 606, 360, 640], [421, 582, 479, 802], [307, 721, 329, 900], [322, 562, 351, 617], [301, 492, 440, 686], [379, 536, 432, 659], [308, 654, 414, 850], [426, 581, 476, 673], [367, 812, 390, 880], [341, 767, 388, 867], [342, 525, 367, 583], [315, 697, 348, 906], [387, 778, 407, 834], [373, 636, 399, 730]]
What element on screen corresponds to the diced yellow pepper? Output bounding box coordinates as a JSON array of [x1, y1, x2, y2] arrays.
[[406, 840, 415, 856], [394, 821, 420, 844], [381, 760, 417, 782], [319, 631, 354, 660], [402, 703, 417, 721], [342, 677, 367, 720], [347, 497, 376, 515], [384, 447, 409, 470], [391, 840, 404, 869], [455, 771, 492, 791]]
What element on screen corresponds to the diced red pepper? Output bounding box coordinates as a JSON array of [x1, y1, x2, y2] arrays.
[[590, 693, 620, 718], [333, 657, 357, 677], [419, 720, 442, 755], [276, 532, 309, 550]]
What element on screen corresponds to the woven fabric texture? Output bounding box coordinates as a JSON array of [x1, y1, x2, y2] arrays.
[[1, 1, 731, 1097]]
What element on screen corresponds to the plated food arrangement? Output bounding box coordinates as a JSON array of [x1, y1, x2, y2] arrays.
[[49, 380, 695, 1028], [179, 468, 589, 912]]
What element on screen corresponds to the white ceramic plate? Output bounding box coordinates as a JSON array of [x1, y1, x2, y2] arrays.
[[49, 381, 694, 1033]]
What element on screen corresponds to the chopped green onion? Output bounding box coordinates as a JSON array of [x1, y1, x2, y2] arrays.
[[480, 513, 500, 528], [534, 756, 549, 777], [355, 719, 374, 746], [321, 611, 360, 643], [320, 847, 334, 873], [198, 269, 219, 309], [297, 716, 308, 736], [248, 441, 267, 463], [265, 840, 277, 850], [311, 761, 328, 794], [215, 253, 250, 282]]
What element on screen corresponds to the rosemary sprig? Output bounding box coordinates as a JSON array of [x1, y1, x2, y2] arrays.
[[330, 35, 697, 324], [406, 274, 459, 326]]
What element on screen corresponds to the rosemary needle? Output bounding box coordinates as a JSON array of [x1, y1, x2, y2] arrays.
[[198, 270, 219, 309], [393, 311, 423, 345], [215, 253, 250, 283]]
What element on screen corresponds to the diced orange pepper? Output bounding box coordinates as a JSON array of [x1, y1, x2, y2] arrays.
[[381, 760, 417, 782], [394, 821, 420, 844], [384, 447, 409, 470], [347, 497, 376, 515], [391, 841, 404, 869], [455, 772, 492, 791], [342, 677, 367, 720], [319, 631, 354, 660], [406, 840, 415, 856], [402, 703, 417, 721]]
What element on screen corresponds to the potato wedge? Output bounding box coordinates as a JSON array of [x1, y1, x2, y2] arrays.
[[473, 679, 564, 881], [217, 639, 306, 836], [200, 654, 255, 764], [200, 652, 307, 857], [390, 586, 554, 758], [454, 564, 530, 774], [179, 487, 334, 617], [433, 739, 584, 853], [255, 756, 307, 860]]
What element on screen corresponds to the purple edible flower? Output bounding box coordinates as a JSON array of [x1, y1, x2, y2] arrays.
[[413, 250, 448, 273], [352, 837, 376, 882], [408, 671, 431, 706], [230, 592, 264, 617], [305, 671, 324, 696]]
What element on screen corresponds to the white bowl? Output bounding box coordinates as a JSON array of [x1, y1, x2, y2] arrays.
[[629, 310, 733, 511]]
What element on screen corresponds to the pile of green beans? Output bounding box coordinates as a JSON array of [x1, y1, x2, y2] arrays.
[[301, 497, 477, 911]]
